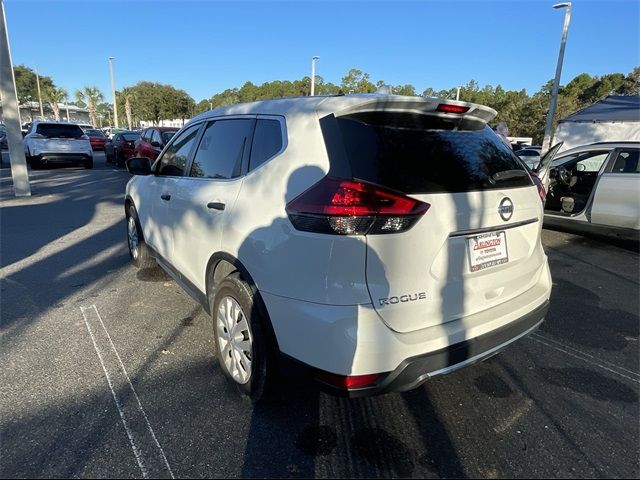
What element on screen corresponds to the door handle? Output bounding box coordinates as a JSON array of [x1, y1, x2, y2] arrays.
[[160, 194, 171, 201], [207, 202, 225, 211]]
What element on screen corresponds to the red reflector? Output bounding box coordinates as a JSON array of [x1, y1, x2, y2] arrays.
[[317, 371, 381, 389], [436, 103, 470, 114]]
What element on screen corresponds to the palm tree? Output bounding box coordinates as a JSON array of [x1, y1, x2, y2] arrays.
[[75, 86, 104, 127], [43, 86, 68, 121], [119, 87, 135, 130]]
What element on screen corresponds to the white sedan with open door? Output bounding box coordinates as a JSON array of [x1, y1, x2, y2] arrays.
[[536, 142, 640, 239]]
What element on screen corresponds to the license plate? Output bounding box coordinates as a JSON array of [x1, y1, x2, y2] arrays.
[[467, 231, 508, 272]]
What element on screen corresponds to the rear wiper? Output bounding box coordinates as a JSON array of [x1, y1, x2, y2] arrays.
[[491, 170, 529, 182]]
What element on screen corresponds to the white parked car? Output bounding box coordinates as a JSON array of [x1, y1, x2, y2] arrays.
[[23, 121, 93, 169], [516, 148, 541, 169], [540, 141, 640, 239], [124, 94, 554, 399]]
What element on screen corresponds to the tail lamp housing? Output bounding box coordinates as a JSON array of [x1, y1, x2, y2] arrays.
[[286, 176, 430, 235]]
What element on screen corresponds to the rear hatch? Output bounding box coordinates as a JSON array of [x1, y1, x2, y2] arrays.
[[34, 124, 88, 153], [327, 102, 545, 333]]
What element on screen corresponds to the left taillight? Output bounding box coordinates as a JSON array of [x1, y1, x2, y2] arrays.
[[285, 176, 430, 235]]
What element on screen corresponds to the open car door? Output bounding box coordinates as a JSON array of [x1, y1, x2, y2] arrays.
[[534, 142, 563, 191]]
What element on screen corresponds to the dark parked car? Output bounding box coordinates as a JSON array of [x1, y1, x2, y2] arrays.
[[134, 127, 178, 161], [85, 129, 108, 151], [105, 131, 141, 166]]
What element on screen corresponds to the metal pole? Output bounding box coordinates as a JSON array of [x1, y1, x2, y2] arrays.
[[541, 2, 572, 154], [456, 86, 461, 101], [35, 67, 44, 118], [310, 56, 319, 96], [108, 56, 119, 128], [0, 0, 30, 196], [65, 101, 70, 122]]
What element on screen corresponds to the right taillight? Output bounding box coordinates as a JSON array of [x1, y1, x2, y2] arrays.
[[286, 176, 430, 235], [531, 173, 546, 204]]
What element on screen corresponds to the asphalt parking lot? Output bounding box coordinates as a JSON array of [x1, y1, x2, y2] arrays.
[[1, 152, 639, 479]]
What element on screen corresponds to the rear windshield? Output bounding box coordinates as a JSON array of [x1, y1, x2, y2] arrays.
[[161, 131, 177, 143], [330, 112, 532, 194], [36, 124, 84, 139], [85, 129, 104, 137], [122, 133, 140, 141]]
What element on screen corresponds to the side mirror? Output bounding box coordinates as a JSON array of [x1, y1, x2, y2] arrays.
[[150, 141, 161, 148], [126, 157, 152, 175]]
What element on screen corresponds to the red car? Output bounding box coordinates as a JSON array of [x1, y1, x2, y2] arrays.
[[134, 127, 178, 161], [85, 129, 107, 151], [105, 131, 141, 167]]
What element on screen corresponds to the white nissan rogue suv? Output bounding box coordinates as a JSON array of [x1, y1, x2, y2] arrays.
[[125, 94, 556, 399]]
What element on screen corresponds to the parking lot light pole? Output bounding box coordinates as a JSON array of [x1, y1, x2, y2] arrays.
[[542, 2, 572, 154], [310, 56, 319, 96], [108, 56, 119, 128], [35, 67, 43, 118], [0, 0, 30, 196]]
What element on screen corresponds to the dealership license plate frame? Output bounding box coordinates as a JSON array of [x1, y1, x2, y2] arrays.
[[467, 231, 509, 272]]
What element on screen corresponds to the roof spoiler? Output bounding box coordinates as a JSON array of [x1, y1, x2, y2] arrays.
[[334, 96, 497, 125]]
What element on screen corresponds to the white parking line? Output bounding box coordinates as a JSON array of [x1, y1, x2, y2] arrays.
[[529, 334, 640, 385], [81, 305, 174, 479]]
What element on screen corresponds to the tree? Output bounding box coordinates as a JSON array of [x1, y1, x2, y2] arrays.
[[126, 82, 196, 125], [118, 87, 136, 129], [620, 66, 640, 95], [75, 87, 104, 126], [341, 69, 376, 93], [42, 86, 67, 121], [13, 65, 54, 105]]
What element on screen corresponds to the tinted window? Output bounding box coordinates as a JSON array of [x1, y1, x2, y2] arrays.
[[151, 130, 161, 145], [156, 124, 200, 176], [250, 119, 283, 170], [162, 131, 177, 144], [122, 132, 140, 141], [36, 124, 84, 139], [330, 112, 532, 194], [85, 129, 105, 137], [611, 149, 640, 173], [190, 119, 253, 179]]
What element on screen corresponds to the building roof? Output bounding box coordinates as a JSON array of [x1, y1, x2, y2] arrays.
[[560, 95, 640, 123]]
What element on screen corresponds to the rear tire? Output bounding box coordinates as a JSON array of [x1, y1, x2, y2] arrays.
[[83, 158, 93, 169], [126, 204, 156, 269], [212, 273, 269, 403], [30, 156, 42, 170]]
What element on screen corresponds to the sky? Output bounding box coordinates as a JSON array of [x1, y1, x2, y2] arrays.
[[5, 0, 639, 102]]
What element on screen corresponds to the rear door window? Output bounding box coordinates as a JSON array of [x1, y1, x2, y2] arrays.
[[610, 149, 640, 173], [189, 119, 254, 179], [36, 124, 84, 139], [329, 112, 532, 194], [249, 119, 283, 171]]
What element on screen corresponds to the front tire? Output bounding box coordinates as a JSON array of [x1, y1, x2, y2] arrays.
[[212, 273, 268, 402], [126, 204, 156, 269]]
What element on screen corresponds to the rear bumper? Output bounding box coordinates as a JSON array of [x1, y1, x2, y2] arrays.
[[321, 301, 547, 397], [263, 260, 552, 396], [30, 153, 91, 164]]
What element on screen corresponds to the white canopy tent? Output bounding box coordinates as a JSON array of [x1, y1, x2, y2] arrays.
[[554, 95, 640, 151]]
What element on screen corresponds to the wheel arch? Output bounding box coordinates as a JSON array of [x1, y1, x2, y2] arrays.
[[205, 252, 280, 352]]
